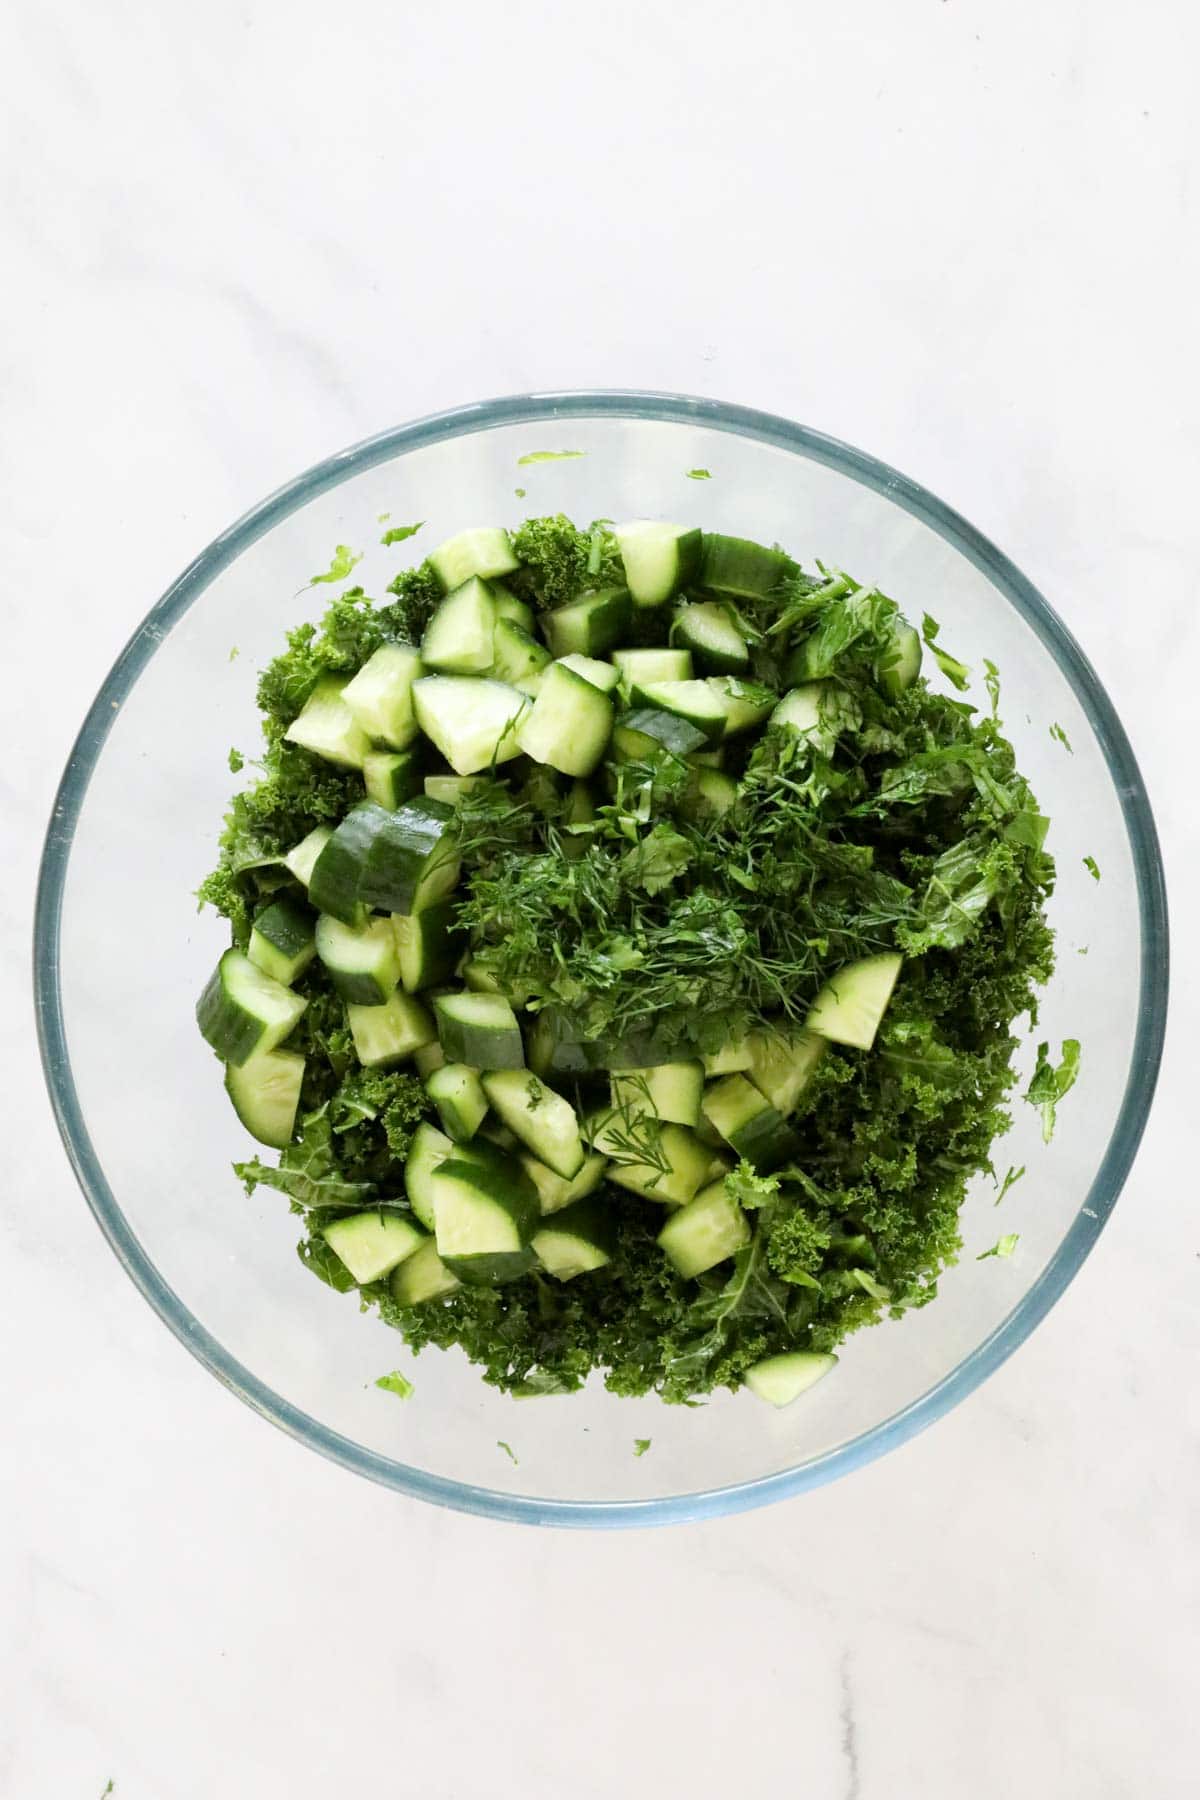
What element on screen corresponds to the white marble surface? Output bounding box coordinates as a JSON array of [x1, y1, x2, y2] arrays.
[[3, 1, 1197, 1794]]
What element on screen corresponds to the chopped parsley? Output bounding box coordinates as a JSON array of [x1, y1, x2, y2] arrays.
[[1049, 722, 1073, 752], [685, 468, 712, 480], [497, 1439, 519, 1464], [995, 1165, 1025, 1204], [634, 1438, 652, 1456], [380, 521, 424, 547], [1083, 855, 1100, 881]]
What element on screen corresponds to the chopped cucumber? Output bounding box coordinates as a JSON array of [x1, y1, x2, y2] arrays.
[[612, 646, 693, 695], [542, 586, 633, 658], [611, 1062, 704, 1128], [562, 779, 595, 860], [463, 959, 508, 996], [427, 1063, 489, 1141], [481, 1070, 585, 1179], [435, 991, 525, 1068], [516, 661, 613, 778], [771, 682, 860, 748], [323, 1211, 425, 1285], [404, 1121, 455, 1228], [699, 532, 789, 598], [478, 1120, 519, 1151], [283, 824, 334, 890], [433, 1153, 539, 1284], [492, 584, 534, 631], [806, 953, 903, 1051], [611, 708, 708, 763], [636, 680, 728, 746], [307, 804, 380, 925], [657, 1180, 750, 1278], [701, 1073, 798, 1172], [363, 748, 423, 810], [224, 1048, 304, 1148], [875, 618, 922, 699], [519, 1148, 608, 1216], [702, 1036, 754, 1076], [197, 949, 307, 1066], [421, 577, 498, 674], [533, 1196, 618, 1281], [315, 913, 401, 1005], [283, 676, 372, 769], [423, 773, 488, 804], [491, 616, 551, 688], [341, 642, 423, 747], [413, 1038, 446, 1078], [527, 1009, 602, 1078], [770, 684, 823, 735], [429, 527, 518, 591], [307, 798, 459, 923], [590, 1114, 712, 1205], [392, 900, 457, 993], [672, 601, 751, 675], [390, 1234, 461, 1304], [248, 898, 316, 987], [614, 521, 702, 606], [347, 991, 435, 1067], [557, 653, 621, 694], [705, 677, 776, 736], [743, 1351, 838, 1406], [376, 797, 461, 914], [745, 1024, 825, 1115], [680, 765, 738, 821], [413, 675, 527, 775]]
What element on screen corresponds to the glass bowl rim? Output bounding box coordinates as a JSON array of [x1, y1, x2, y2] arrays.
[[33, 388, 1170, 1529]]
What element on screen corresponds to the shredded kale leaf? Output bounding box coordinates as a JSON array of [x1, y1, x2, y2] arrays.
[[375, 1370, 414, 1399], [309, 545, 363, 586], [1025, 1039, 1081, 1142], [977, 1233, 1019, 1261], [199, 515, 1060, 1405], [921, 613, 971, 691]]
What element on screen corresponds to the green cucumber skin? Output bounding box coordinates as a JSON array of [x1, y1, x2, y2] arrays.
[[699, 533, 790, 598], [438, 1022, 524, 1069], [726, 1110, 800, 1173], [308, 807, 380, 925], [196, 952, 305, 1066], [612, 708, 709, 762], [434, 995, 525, 1070], [310, 798, 458, 922], [441, 1248, 538, 1286]]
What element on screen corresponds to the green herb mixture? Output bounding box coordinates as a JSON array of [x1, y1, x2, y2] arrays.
[[197, 514, 1057, 1405]]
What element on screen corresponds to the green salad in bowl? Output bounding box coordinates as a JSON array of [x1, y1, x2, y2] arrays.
[[196, 511, 1058, 1409]]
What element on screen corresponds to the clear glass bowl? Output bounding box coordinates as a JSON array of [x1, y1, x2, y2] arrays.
[[34, 392, 1168, 1526]]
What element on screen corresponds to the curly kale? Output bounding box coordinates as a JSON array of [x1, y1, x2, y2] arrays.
[[507, 514, 623, 609]]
